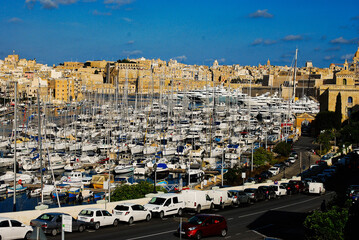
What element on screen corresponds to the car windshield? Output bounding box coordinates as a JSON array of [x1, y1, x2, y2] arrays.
[[188, 216, 206, 225], [79, 210, 93, 216], [244, 189, 255, 193], [37, 214, 54, 221], [114, 205, 129, 211], [149, 197, 166, 205]]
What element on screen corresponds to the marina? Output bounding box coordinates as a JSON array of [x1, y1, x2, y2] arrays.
[[0, 84, 319, 213]]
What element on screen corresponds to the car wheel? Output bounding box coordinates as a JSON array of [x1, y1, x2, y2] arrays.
[[195, 231, 202, 240], [25, 231, 32, 239], [210, 203, 214, 211], [128, 217, 134, 225], [146, 214, 151, 222], [196, 205, 201, 214], [177, 208, 183, 216], [51, 229, 57, 236], [221, 228, 227, 237], [94, 222, 100, 230], [78, 225, 85, 233], [159, 211, 164, 219], [113, 219, 119, 227]]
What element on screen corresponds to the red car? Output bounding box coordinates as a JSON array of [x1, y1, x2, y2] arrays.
[[178, 214, 228, 239]]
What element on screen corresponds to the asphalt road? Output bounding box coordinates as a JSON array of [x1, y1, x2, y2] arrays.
[[272, 136, 320, 181], [47, 191, 334, 240]]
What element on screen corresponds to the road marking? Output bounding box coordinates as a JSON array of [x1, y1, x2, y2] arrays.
[[225, 236, 231, 239], [228, 217, 234, 221], [252, 229, 268, 238], [238, 194, 332, 219], [125, 230, 175, 240]]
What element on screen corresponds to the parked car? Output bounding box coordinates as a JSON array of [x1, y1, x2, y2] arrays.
[[144, 193, 184, 218], [113, 203, 151, 224], [177, 214, 228, 239], [181, 190, 214, 213], [30, 212, 88, 236], [288, 156, 296, 164], [346, 185, 359, 198], [208, 190, 233, 209], [289, 180, 307, 193], [77, 208, 119, 230], [270, 185, 287, 197], [0, 217, 33, 240], [268, 167, 280, 176], [228, 190, 250, 206], [290, 151, 298, 159], [258, 186, 276, 200], [308, 182, 325, 195], [280, 182, 298, 195], [244, 188, 265, 202]]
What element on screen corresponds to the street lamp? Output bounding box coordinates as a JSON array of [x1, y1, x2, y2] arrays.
[[153, 162, 157, 193]]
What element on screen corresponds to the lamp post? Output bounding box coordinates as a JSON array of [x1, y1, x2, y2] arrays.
[[153, 162, 157, 193]]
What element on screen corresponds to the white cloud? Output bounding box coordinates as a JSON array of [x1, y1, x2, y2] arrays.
[[218, 58, 226, 63], [8, 17, 23, 23], [330, 37, 358, 44], [323, 55, 335, 61], [126, 40, 134, 44], [282, 35, 303, 41], [249, 9, 273, 18], [93, 9, 111, 15], [104, 0, 135, 9], [251, 38, 277, 46], [173, 55, 187, 62], [25, 0, 80, 9], [123, 50, 142, 56], [340, 54, 354, 60], [122, 17, 132, 22]]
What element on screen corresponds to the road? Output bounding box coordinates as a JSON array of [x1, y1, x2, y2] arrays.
[[272, 136, 320, 181], [47, 192, 333, 240]]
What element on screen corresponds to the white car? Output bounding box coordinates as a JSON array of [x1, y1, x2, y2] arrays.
[[268, 167, 280, 176], [113, 203, 151, 224], [77, 208, 119, 230], [0, 217, 33, 240], [270, 185, 287, 197], [288, 156, 296, 164]]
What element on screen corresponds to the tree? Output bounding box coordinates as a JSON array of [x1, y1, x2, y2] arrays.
[[253, 147, 273, 166], [317, 130, 335, 154], [224, 166, 241, 185], [111, 181, 166, 201], [314, 111, 338, 136], [273, 141, 291, 157], [335, 93, 342, 129], [304, 207, 348, 240]]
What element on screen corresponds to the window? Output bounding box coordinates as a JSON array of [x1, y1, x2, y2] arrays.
[[10, 220, 22, 227], [173, 197, 179, 204], [56, 216, 62, 223], [38, 214, 54, 221], [101, 210, 111, 216], [164, 199, 171, 206], [132, 205, 143, 211], [96, 211, 103, 217], [343, 79, 347, 85], [348, 97, 353, 104], [0, 220, 10, 227]]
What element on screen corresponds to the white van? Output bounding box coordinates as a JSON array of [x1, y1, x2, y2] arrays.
[[181, 190, 214, 213], [308, 182, 325, 195], [144, 193, 184, 219], [208, 189, 233, 209]]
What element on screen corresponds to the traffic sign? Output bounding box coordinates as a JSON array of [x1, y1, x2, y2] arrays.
[[62, 215, 72, 232], [274, 180, 278, 185]]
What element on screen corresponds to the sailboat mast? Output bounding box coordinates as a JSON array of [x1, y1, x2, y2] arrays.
[[13, 81, 17, 212], [37, 83, 44, 204], [293, 48, 298, 102]]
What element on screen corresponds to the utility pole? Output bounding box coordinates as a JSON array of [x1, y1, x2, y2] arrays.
[[13, 81, 17, 212]]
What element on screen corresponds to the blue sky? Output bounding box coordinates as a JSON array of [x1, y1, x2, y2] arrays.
[[1, 0, 359, 67]]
